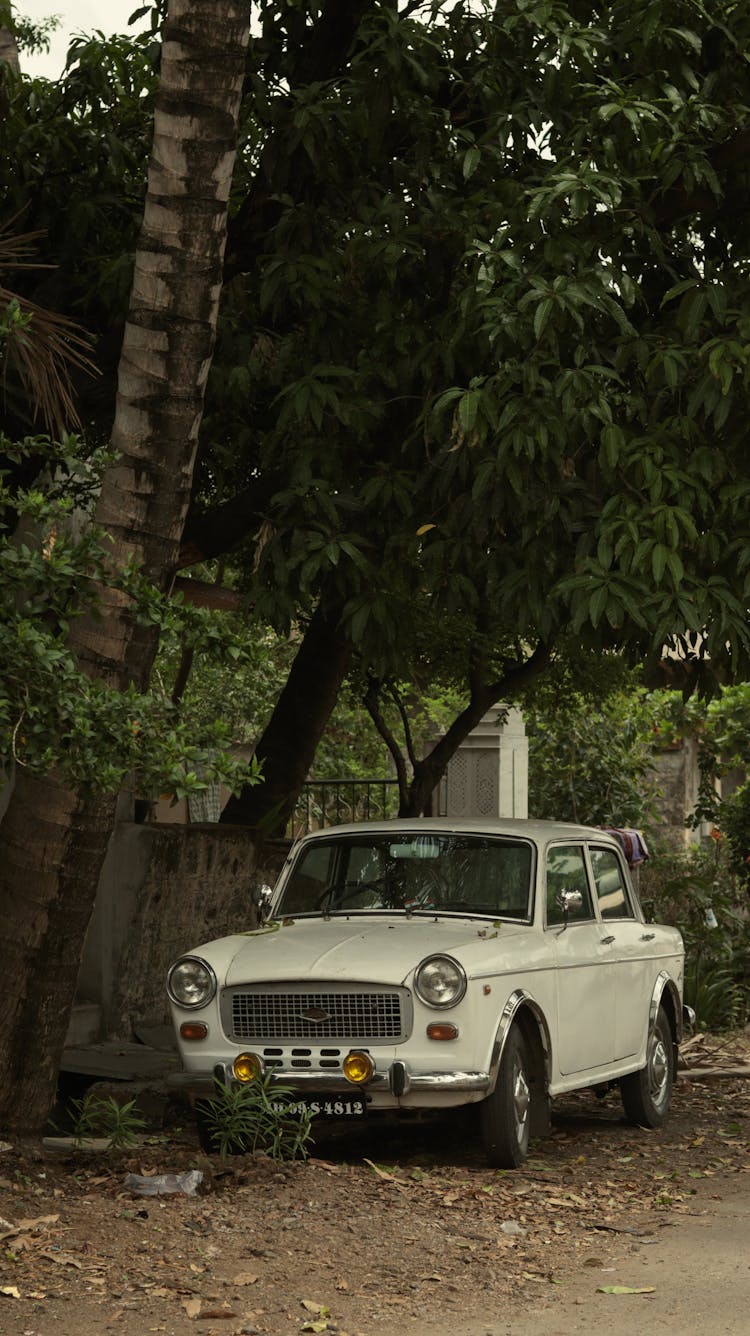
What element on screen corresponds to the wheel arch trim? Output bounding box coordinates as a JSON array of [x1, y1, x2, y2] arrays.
[[650, 969, 682, 1043], [487, 988, 552, 1096]]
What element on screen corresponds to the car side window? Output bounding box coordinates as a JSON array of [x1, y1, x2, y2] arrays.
[[589, 846, 635, 920], [545, 845, 594, 926]]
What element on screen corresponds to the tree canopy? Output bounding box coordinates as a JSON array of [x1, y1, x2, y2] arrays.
[[4, 0, 750, 825]]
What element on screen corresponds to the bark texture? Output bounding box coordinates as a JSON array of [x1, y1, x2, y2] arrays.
[[0, 24, 19, 71], [0, 0, 250, 1132]]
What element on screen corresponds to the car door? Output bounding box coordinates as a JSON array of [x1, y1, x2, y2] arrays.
[[546, 843, 615, 1075], [586, 843, 651, 1060]]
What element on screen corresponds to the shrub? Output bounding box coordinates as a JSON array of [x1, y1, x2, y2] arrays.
[[640, 839, 750, 1031], [195, 1076, 313, 1160], [67, 1093, 147, 1148]]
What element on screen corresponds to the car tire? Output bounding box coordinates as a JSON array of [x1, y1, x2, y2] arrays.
[[620, 1003, 674, 1128], [480, 1025, 532, 1168]]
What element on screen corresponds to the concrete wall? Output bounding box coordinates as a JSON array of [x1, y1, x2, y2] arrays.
[[79, 823, 290, 1037], [651, 739, 705, 848]]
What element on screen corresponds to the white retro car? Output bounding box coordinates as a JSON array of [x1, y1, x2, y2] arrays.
[[167, 818, 688, 1167]]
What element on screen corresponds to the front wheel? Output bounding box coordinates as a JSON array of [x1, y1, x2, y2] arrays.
[[480, 1026, 531, 1168], [620, 1004, 674, 1128]]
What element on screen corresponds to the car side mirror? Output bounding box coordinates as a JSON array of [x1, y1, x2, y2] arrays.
[[556, 888, 583, 922], [252, 883, 273, 923]]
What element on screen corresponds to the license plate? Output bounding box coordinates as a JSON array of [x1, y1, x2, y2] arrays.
[[273, 1096, 367, 1119]]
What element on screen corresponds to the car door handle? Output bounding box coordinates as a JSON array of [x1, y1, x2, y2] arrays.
[[601, 935, 616, 945], [640, 932, 655, 941]]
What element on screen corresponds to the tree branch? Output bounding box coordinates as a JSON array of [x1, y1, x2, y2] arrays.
[[364, 678, 409, 800]]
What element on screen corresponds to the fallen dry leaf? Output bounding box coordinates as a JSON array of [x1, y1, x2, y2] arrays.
[[597, 1285, 656, 1295], [40, 1250, 84, 1269], [18, 1215, 60, 1230], [183, 1298, 201, 1318], [0, 1286, 21, 1299], [302, 1299, 330, 1315], [231, 1272, 258, 1286], [309, 1158, 344, 1175], [363, 1158, 400, 1182]]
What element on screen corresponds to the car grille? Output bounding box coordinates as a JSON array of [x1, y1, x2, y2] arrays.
[[220, 983, 411, 1043]]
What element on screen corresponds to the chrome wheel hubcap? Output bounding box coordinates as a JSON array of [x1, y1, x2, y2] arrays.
[[650, 1035, 669, 1106], [513, 1065, 530, 1139]]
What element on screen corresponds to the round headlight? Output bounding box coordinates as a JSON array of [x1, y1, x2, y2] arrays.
[[414, 955, 467, 1008], [167, 956, 217, 1009]]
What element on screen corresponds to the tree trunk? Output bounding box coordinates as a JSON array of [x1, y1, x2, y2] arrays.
[[221, 601, 351, 837], [0, 6, 20, 72], [0, 0, 250, 1133], [399, 709, 493, 817]]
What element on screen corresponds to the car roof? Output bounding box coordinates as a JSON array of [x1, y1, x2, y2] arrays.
[[293, 817, 622, 846]]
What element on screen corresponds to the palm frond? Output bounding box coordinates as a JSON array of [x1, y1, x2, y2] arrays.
[[0, 226, 99, 437]]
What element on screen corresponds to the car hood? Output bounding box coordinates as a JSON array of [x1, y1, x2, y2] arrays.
[[196, 915, 538, 988]]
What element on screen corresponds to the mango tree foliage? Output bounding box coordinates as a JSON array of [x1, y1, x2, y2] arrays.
[[182, 0, 750, 821], [5, 1, 750, 827]]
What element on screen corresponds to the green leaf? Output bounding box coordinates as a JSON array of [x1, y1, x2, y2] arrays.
[[462, 146, 480, 180], [533, 298, 553, 342], [651, 544, 668, 583], [458, 389, 480, 434]]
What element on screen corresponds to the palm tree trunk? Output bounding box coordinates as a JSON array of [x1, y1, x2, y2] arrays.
[[0, 0, 250, 1132], [0, 2, 20, 72]]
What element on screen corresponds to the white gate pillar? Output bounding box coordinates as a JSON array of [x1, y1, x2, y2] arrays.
[[434, 707, 528, 819]]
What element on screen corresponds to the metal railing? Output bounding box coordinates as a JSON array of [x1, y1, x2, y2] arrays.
[[291, 778, 400, 838]]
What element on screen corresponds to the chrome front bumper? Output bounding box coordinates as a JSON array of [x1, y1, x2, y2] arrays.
[[168, 1059, 491, 1100]]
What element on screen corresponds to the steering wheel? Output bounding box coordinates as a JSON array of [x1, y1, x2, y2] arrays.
[[317, 879, 384, 910], [406, 863, 450, 908]]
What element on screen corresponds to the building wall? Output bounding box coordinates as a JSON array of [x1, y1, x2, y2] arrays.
[[651, 739, 705, 848]]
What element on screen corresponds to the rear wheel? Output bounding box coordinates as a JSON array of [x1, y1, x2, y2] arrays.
[[480, 1026, 531, 1168], [620, 1004, 674, 1128]]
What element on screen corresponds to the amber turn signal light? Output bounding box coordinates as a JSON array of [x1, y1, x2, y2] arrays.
[[180, 1022, 208, 1041], [426, 1022, 459, 1041]]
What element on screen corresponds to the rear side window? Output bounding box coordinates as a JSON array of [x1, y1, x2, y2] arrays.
[[589, 846, 634, 920]]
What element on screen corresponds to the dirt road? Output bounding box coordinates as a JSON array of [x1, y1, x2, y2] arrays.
[[472, 1173, 750, 1336], [0, 1061, 747, 1336]]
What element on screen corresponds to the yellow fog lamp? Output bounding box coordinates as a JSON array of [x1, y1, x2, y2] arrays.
[[232, 1052, 263, 1083], [342, 1050, 374, 1085]]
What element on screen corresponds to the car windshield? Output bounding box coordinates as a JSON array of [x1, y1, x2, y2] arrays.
[[276, 832, 535, 919]]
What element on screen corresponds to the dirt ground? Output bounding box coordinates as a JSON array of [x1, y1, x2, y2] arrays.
[[1, 1034, 748, 1336]]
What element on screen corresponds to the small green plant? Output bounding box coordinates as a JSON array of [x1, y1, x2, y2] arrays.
[[67, 1093, 147, 1149], [195, 1076, 313, 1161], [640, 840, 750, 1031]]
